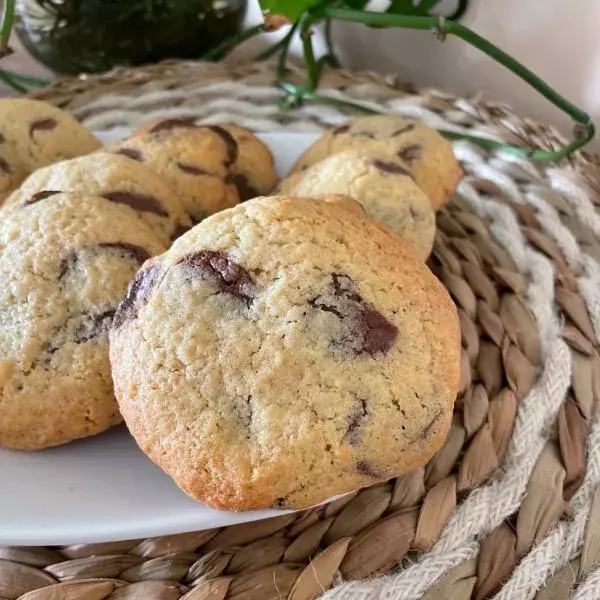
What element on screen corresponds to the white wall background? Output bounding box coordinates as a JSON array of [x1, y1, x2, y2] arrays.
[[245, 0, 600, 147]]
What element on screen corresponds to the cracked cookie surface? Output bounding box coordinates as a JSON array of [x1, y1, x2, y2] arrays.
[[291, 115, 462, 210], [107, 121, 240, 222], [4, 153, 191, 244], [0, 99, 100, 194], [109, 194, 460, 510], [0, 193, 165, 450], [131, 119, 278, 203], [281, 149, 436, 261]]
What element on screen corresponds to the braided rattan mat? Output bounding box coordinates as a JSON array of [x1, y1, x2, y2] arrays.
[[4, 61, 600, 600]]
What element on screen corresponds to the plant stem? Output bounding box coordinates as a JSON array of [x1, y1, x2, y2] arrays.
[[324, 18, 341, 67], [201, 23, 265, 62], [441, 126, 595, 161], [1, 68, 48, 86], [276, 19, 297, 93], [300, 15, 318, 92], [0, 69, 28, 93], [323, 6, 594, 160], [448, 0, 469, 21], [255, 21, 298, 62], [0, 0, 15, 58]]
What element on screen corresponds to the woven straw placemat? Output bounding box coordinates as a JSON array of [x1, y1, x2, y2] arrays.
[[3, 60, 600, 600]]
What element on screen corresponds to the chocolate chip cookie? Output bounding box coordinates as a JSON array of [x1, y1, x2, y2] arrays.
[[0, 99, 100, 179], [4, 153, 192, 244], [0, 192, 165, 450], [109, 120, 239, 222], [215, 123, 278, 201], [110, 195, 460, 510], [281, 150, 436, 261], [0, 145, 25, 204], [133, 119, 278, 202], [291, 115, 462, 210]]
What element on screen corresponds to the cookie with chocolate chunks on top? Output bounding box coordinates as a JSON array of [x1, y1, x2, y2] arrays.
[[110, 194, 460, 511], [0, 99, 100, 188], [131, 118, 278, 203], [4, 153, 191, 244], [109, 120, 240, 223], [291, 114, 462, 210], [215, 123, 278, 201], [0, 192, 165, 450]]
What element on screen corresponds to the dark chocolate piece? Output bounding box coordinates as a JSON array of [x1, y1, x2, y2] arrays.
[[29, 118, 58, 136], [112, 263, 163, 328], [177, 250, 256, 305], [102, 191, 168, 217]]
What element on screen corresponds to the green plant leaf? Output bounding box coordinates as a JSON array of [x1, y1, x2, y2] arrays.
[[260, 0, 320, 21]]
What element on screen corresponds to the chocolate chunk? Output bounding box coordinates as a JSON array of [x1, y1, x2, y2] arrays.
[[0, 132, 5, 143], [177, 250, 256, 305], [75, 310, 115, 343], [331, 273, 361, 302], [25, 190, 60, 205], [409, 206, 426, 222], [372, 159, 412, 177], [176, 162, 208, 175], [204, 125, 238, 166], [356, 460, 385, 479], [333, 124, 350, 134], [58, 251, 77, 280], [112, 263, 163, 328], [59, 243, 150, 281], [311, 273, 398, 357], [345, 398, 368, 445], [226, 173, 259, 202], [0, 156, 11, 174], [29, 118, 57, 136], [148, 117, 197, 133], [171, 222, 192, 241], [40, 340, 60, 368], [102, 191, 168, 217], [360, 309, 398, 357], [397, 144, 422, 165], [392, 123, 416, 137], [98, 242, 151, 265], [115, 147, 143, 162]]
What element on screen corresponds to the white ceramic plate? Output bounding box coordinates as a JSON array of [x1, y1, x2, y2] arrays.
[[0, 132, 321, 546]]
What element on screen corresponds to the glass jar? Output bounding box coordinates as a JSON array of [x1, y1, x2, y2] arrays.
[[14, 0, 246, 75]]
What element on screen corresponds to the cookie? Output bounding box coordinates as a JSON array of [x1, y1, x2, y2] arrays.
[[291, 115, 462, 210], [110, 120, 239, 222], [0, 145, 25, 204], [0, 192, 165, 450], [110, 195, 460, 510], [216, 124, 278, 201], [133, 119, 278, 202], [282, 150, 436, 261], [4, 153, 192, 244], [0, 98, 100, 176]]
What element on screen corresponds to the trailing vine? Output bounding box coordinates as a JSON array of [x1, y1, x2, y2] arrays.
[[0, 0, 594, 161]]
